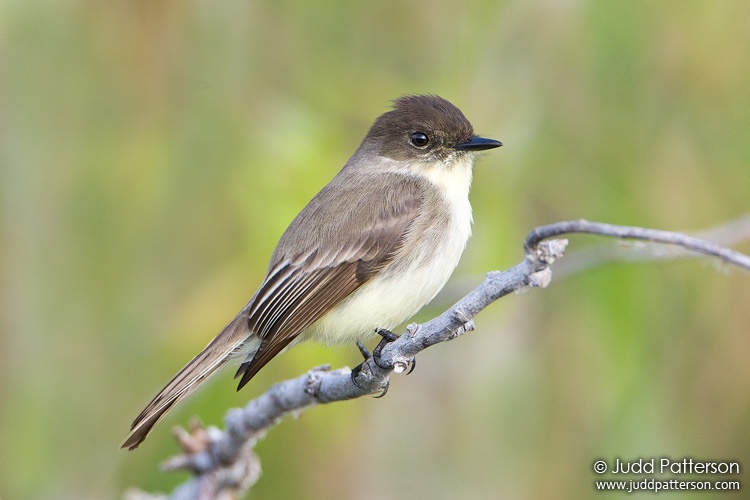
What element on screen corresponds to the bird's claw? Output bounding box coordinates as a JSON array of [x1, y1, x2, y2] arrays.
[[373, 328, 416, 375], [372, 328, 398, 369], [350, 361, 389, 397]]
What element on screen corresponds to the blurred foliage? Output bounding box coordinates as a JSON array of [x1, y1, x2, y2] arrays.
[[1, 1, 749, 499]]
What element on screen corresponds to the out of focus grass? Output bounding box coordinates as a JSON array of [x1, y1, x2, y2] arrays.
[[1, 1, 749, 499]]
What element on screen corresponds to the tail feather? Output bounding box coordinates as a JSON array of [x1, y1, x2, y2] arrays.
[[122, 312, 255, 450]]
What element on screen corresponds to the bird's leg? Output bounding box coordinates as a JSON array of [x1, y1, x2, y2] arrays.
[[371, 328, 398, 369], [350, 341, 371, 390], [351, 340, 390, 397], [372, 328, 416, 375], [350, 327, 418, 396], [356, 340, 371, 360]]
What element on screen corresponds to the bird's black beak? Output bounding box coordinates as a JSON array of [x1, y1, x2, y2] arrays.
[[455, 136, 503, 151]]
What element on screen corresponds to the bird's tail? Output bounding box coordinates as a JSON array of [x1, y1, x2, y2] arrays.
[[122, 312, 257, 450]]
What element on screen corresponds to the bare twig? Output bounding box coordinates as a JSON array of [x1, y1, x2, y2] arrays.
[[127, 218, 750, 500], [549, 214, 750, 277], [525, 219, 750, 272]]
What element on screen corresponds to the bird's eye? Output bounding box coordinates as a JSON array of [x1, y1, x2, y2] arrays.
[[409, 132, 430, 148]]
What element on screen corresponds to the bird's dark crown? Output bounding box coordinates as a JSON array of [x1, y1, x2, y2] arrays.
[[365, 94, 476, 162]]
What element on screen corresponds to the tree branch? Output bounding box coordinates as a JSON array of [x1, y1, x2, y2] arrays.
[[544, 214, 750, 277], [525, 218, 750, 272], [125, 218, 750, 500]]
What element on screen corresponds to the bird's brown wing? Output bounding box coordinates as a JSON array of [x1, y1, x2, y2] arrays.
[[122, 174, 424, 450], [235, 175, 424, 388]]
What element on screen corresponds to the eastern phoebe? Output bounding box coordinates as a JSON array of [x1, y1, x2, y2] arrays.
[[123, 94, 501, 450]]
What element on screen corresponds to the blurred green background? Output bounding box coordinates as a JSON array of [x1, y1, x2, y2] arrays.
[[1, 1, 749, 499]]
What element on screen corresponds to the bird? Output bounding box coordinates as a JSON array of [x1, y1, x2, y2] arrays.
[[122, 94, 502, 450]]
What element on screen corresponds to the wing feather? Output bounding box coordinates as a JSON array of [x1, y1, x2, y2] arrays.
[[235, 174, 423, 388]]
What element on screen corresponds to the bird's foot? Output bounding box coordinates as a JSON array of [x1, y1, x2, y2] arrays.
[[373, 328, 416, 375], [351, 341, 389, 396], [350, 340, 370, 388], [350, 328, 416, 396], [372, 328, 397, 369]]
